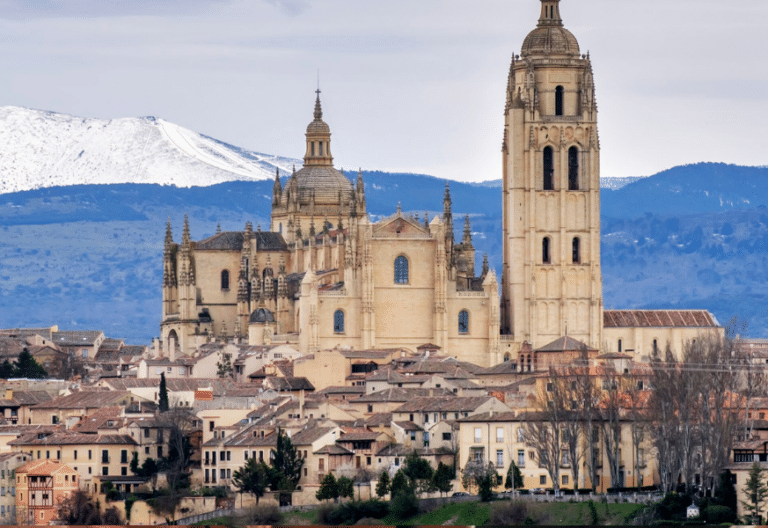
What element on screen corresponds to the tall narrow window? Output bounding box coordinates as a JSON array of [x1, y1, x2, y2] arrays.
[[458, 310, 469, 334], [555, 86, 564, 116], [568, 146, 579, 190], [333, 310, 344, 333], [220, 270, 230, 290], [311, 141, 315, 156], [543, 147, 554, 190], [618, 339, 622, 352], [319, 141, 323, 156], [572, 237, 580, 264], [394, 256, 409, 284], [542, 237, 551, 264]]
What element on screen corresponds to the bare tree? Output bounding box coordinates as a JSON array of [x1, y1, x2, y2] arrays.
[[573, 347, 600, 492], [648, 343, 681, 494], [598, 366, 624, 489]]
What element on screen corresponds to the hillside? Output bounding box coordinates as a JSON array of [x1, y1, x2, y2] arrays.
[[1, 163, 768, 344]]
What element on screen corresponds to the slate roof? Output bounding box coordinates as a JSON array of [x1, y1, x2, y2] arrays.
[[536, 336, 597, 353], [603, 310, 719, 328], [253, 231, 288, 251], [195, 231, 245, 251]]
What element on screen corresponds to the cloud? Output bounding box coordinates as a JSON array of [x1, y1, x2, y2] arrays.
[[263, 0, 309, 16], [0, 0, 227, 18]]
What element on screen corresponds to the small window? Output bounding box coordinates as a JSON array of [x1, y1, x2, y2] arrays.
[[82, 349, 88, 359], [572, 237, 580, 264], [542, 237, 551, 264], [543, 146, 554, 190], [540, 475, 546, 485], [555, 85, 564, 116], [394, 255, 409, 284], [562, 474, 569, 485], [618, 339, 622, 352], [568, 146, 579, 190], [458, 310, 469, 334], [334, 310, 345, 334], [221, 269, 230, 290]]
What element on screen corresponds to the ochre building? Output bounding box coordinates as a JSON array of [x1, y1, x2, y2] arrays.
[[160, 0, 720, 368]]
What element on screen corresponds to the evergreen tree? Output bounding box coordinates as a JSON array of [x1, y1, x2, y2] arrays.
[[375, 470, 391, 498], [390, 469, 409, 497], [337, 476, 354, 500], [0, 360, 14, 379], [741, 462, 768, 524], [432, 462, 454, 497], [269, 428, 304, 491], [15, 349, 46, 379], [505, 460, 524, 491], [232, 458, 269, 505], [316, 473, 339, 502], [158, 372, 169, 412]]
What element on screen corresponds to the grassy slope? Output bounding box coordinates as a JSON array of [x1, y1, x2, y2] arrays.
[[279, 499, 644, 526]]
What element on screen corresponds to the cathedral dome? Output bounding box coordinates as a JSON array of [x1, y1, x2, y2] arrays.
[[249, 307, 275, 324], [521, 26, 580, 57], [520, 0, 580, 58], [293, 166, 354, 205]]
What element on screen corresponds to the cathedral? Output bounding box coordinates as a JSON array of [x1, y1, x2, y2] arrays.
[[160, 0, 720, 368]]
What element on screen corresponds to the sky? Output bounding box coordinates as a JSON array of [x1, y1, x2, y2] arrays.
[[0, 0, 766, 183]]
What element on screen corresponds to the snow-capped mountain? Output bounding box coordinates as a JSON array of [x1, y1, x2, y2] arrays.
[[0, 106, 300, 194]]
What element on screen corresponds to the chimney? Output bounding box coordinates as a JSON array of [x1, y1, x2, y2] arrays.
[[4, 389, 12, 400], [152, 338, 161, 359], [299, 389, 305, 419]]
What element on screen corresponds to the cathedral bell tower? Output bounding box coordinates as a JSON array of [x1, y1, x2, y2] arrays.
[[501, 0, 603, 350]]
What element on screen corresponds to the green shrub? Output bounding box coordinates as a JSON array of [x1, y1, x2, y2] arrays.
[[702, 505, 736, 524], [317, 503, 336, 524], [390, 487, 418, 519]]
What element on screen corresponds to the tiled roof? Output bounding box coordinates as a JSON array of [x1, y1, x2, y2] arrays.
[[536, 336, 597, 353], [376, 443, 411, 457], [603, 310, 719, 328], [314, 386, 366, 396], [104, 378, 232, 394], [51, 330, 103, 346], [17, 459, 79, 476], [0, 391, 53, 406], [393, 421, 423, 431], [338, 430, 380, 441], [222, 425, 277, 447], [264, 377, 314, 391], [290, 426, 334, 446], [352, 388, 453, 403], [32, 390, 131, 410], [72, 407, 124, 433], [365, 413, 393, 427], [10, 433, 137, 446], [0, 327, 55, 339], [315, 444, 352, 455], [393, 396, 495, 413]]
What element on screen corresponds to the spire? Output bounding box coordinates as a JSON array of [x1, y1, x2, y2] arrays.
[[443, 183, 453, 229], [356, 168, 366, 211], [182, 214, 190, 248], [216, 223, 221, 234], [481, 253, 489, 278], [462, 214, 472, 245], [304, 89, 332, 167], [309, 216, 316, 237], [314, 88, 323, 120], [164, 218, 173, 254], [423, 211, 429, 229], [538, 0, 563, 27], [272, 168, 282, 205]]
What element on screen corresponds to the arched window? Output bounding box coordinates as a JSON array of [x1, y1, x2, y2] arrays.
[[618, 339, 622, 352], [333, 310, 344, 334], [220, 270, 230, 290], [394, 256, 409, 284], [572, 237, 580, 264], [458, 310, 469, 334], [568, 146, 579, 190], [542, 237, 551, 264], [555, 86, 564, 116], [543, 147, 554, 190]]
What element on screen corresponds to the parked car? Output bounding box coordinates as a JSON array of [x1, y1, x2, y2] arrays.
[[451, 491, 470, 497], [528, 488, 546, 495]]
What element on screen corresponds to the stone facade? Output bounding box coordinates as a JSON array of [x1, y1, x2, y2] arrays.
[[159, 0, 720, 369]]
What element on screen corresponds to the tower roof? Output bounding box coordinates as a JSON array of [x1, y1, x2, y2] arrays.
[[521, 0, 580, 58], [306, 89, 331, 135]]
